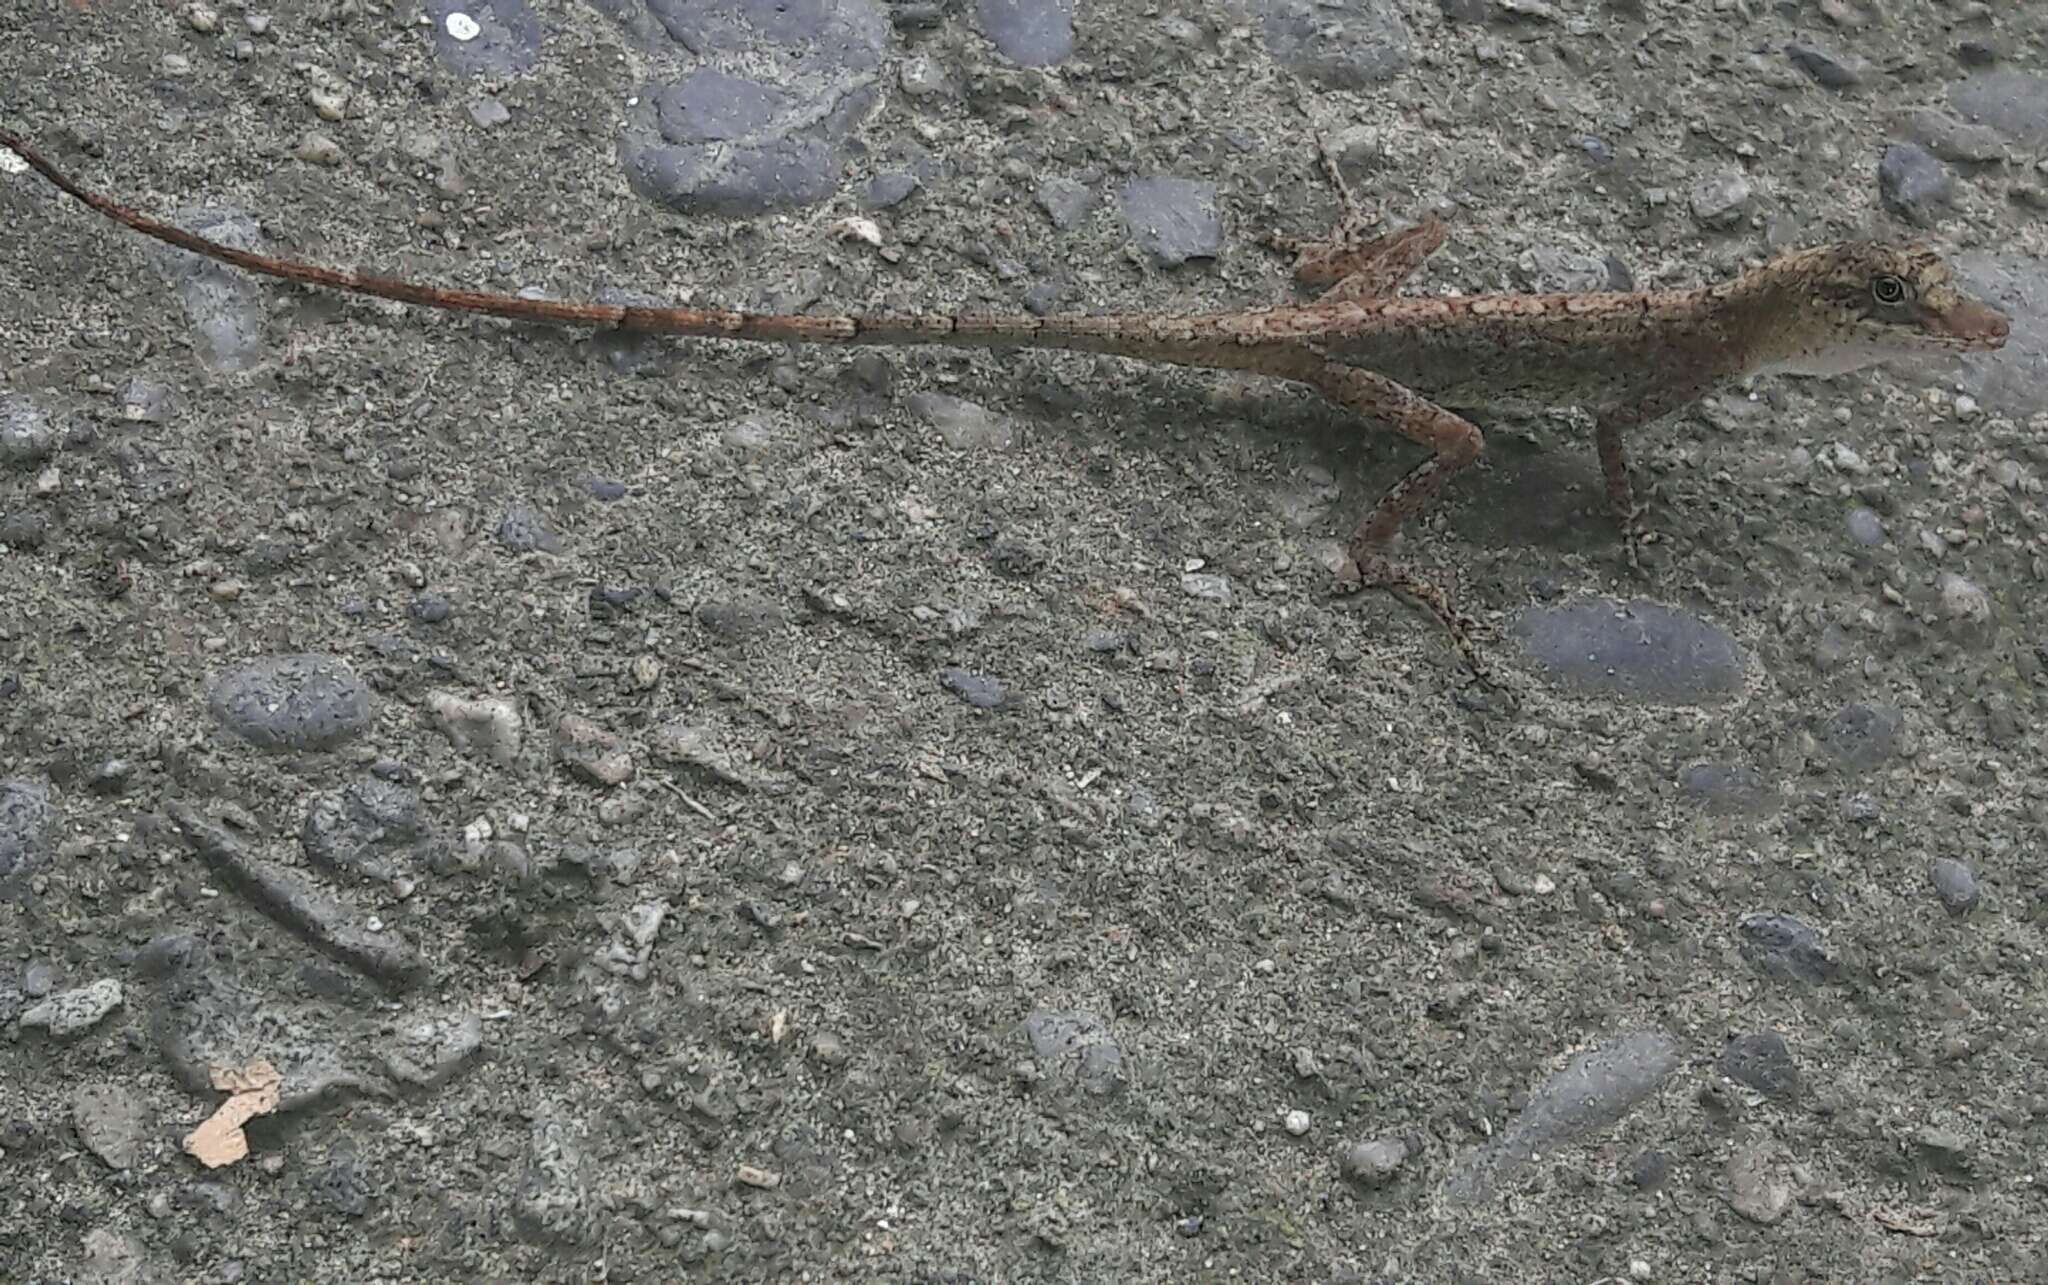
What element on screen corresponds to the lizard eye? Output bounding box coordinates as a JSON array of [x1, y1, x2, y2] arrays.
[[1871, 274, 1909, 306]]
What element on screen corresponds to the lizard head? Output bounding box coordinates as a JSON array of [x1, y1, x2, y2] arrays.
[[1750, 242, 2008, 377]]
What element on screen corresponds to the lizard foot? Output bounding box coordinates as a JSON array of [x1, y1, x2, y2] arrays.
[[1620, 508, 1660, 576], [1342, 552, 1506, 689]]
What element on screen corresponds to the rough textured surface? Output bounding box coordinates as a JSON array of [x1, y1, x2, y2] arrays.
[[2, 2, 2044, 1281]]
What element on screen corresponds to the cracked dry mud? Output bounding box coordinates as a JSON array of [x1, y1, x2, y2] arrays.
[[3, 1, 2046, 1281]]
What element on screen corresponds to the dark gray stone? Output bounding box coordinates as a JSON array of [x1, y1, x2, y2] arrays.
[[1259, 0, 1412, 90], [1021, 1010, 1124, 1096], [1718, 1032, 1801, 1099], [1823, 702, 1901, 772], [1878, 143, 1955, 225], [423, 0, 541, 76], [1677, 763, 1780, 817], [0, 394, 58, 466], [1737, 912, 1834, 986], [1927, 858, 1980, 916], [1785, 42, 1867, 89], [940, 667, 1006, 709], [497, 502, 564, 554], [0, 777, 53, 878], [974, 0, 1075, 67], [1951, 72, 2048, 148], [1119, 177, 1224, 267], [146, 208, 268, 372], [1442, 1031, 1681, 1203], [208, 654, 372, 753], [1511, 598, 1746, 703]]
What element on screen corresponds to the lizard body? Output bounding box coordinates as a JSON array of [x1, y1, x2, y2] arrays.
[[1, 128, 2008, 678]]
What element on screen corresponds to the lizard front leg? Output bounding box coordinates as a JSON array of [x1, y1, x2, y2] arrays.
[[1296, 360, 1490, 676], [1265, 132, 1447, 302], [1271, 216, 1449, 303], [1595, 376, 1717, 569]]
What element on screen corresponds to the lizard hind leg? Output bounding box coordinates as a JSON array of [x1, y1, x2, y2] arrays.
[[1299, 360, 1497, 681]]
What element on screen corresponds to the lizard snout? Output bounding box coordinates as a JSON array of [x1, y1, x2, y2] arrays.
[[1929, 297, 2009, 349]]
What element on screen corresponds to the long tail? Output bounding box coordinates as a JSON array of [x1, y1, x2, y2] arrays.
[[2, 127, 1245, 360]]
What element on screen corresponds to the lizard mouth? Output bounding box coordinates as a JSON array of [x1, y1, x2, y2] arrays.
[[1923, 298, 2009, 350]]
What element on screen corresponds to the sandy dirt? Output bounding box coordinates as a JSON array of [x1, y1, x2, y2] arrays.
[[2, 1, 2045, 1280]]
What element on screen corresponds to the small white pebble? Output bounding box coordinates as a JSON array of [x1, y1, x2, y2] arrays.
[[1953, 394, 1979, 419], [445, 11, 481, 41], [1283, 1110, 1311, 1136], [310, 87, 347, 121], [34, 466, 60, 495], [835, 215, 882, 246], [184, 2, 219, 33]]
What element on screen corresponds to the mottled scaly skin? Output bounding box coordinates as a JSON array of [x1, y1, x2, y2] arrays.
[[1, 126, 2009, 678]]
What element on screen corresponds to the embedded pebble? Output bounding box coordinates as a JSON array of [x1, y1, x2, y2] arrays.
[[1676, 762, 1779, 816], [1738, 912, 1834, 986], [295, 132, 344, 166], [1937, 572, 1991, 627], [1119, 177, 1224, 267], [209, 654, 372, 752], [171, 803, 427, 989], [1020, 1010, 1124, 1096], [72, 1083, 152, 1169], [1035, 175, 1100, 230], [467, 96, 511, 128], [496, 501, 564, 553], [513, 1108, 594, 1244], [1689, 171, 1752, 229], [380, 1010, 485, 1089], [425, 0, 541, 76], [1259, 0, 1413, 89], [427, 691, 524, 766], [117, 378, 174, 423], [1511, 598, 1746, 703], [19, 978, 124, 1036], [1725, 1136, 1794, 1224], [1283, 1109, 1311, 1137], [1893, 108, 2007, 163], [1181, 572, 1232, 604], [1718, 1032, 1802, 1100], [0, 394, 58, 465], [1950, 71, 2048, 148], [1926, 858, 1980, 916], [1442, 1030, 1680, 1203], [0, 776, 54, 877], [941, 667, 1007, 709], [145, 208, 269, 370], [300, 776, 427, 883], [1844, 506, 1886, 546], [79, 1229, 156, 1284], [1878, 143, 1955, 225], [973, 0, 1074, 68], [556, 714, 635, 786], [909, 392, 1016, 450], [1339, 1137, 1410, 1188], [1824, 702, 1901, 771], [1786, 41, 1867, 89]]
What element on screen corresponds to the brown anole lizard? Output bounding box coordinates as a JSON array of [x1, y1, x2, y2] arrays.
[[0, 128, 2009, 679]]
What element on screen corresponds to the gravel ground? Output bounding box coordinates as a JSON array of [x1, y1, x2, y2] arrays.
[[3, 1, 2046, 1281]]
